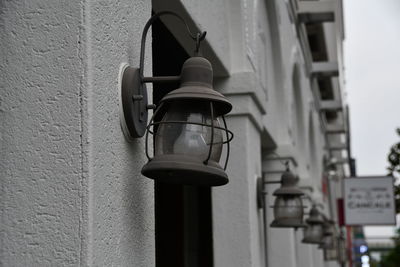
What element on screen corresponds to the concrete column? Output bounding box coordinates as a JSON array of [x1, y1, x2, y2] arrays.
[[263, 158, 298, 267], [295, 228, 315, 267], [313, 245, 325, 267], [1, 1, 155, 266], [212, 73, 265, 267], [1, 1, 88, 265], [212, 116, 263, 267]]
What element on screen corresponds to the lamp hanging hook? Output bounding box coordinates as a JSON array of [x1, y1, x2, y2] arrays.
[[195, 31, 207, 55], [268, 151, 292, 171]]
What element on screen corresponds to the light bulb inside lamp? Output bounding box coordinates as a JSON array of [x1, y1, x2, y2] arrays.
[[173, 113, 209, 157], [273, 196, 303, 220], [155, 101, 223, 162]]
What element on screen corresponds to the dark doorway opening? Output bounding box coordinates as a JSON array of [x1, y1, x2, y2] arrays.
[[152, 17, 214, 267]]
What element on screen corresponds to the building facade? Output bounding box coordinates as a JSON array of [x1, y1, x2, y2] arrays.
[[1, 0, 349, 266]]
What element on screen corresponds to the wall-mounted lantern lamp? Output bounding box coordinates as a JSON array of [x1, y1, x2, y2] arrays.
[[259, 168, 306, 228], [318, 219, 335, 250], [322, 232, 340, 261], [337, 232, 347, 264], [302, 205, 324, 244], [120, 11, 233, 186], [323, 238, 339, 261]]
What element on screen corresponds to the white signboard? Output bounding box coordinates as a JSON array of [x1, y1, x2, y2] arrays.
[[344, 177, 396, 225]]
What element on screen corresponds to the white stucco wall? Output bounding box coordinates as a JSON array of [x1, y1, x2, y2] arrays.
[[86, 1, 154, 266], [212, 116, 263, 267], [1, 1, 87, 265], [1, 0, 155, 266]]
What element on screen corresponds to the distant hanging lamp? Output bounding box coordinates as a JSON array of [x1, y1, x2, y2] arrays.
[[318, 220, 335, 249], [337, 232, 347, 264], [302, 205, 324, 244], [269, 167, 306, 228], [120, 11, 233, 186]]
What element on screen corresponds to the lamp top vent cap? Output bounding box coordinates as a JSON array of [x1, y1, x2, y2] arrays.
[[322, 220, 335, 236], [273, 170, 304, 196], [306, 206, 324, 224], [160, 57, 232, 116], [180, 56, 213, 88]]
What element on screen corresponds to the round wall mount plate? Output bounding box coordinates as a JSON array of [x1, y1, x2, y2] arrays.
[[257, 177, 265, 209], [119, 64, 148, 140]]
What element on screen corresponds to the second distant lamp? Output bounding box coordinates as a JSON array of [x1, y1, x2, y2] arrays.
[[318, 220, 336, 249], [260, 169, 306, 228], [302, 205, 324, 244]]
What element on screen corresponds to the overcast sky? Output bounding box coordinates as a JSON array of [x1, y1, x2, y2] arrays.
[[344, 0, 400, 238], [344, 0, 400, 176]]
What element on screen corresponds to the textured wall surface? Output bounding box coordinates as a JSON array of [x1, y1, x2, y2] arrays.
[[1, 0, 154, 266], [179, 0, 231, 71], [213, 116, 262, 267], [86, 0, 154, 266], [1, 1, 86, 265]]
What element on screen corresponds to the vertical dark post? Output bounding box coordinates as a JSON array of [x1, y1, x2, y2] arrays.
[[152, 16, 214, 267]]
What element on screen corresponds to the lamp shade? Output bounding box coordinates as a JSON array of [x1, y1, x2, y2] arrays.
[[322, 220, 335, 236], [319, 235, 335, 249], [337, 234, 347, 263], [302, 206, 324, 244], [318, 220, 336, 249], [270, 195, 306, 228], [303, 224, 324, 244], [141, 57, 233, 186]]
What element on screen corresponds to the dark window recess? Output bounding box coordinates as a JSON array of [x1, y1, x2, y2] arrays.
[[317, 78, 334, 100], [152, 16, 214, 267], [306, 24, 328, 62], [317, 77, 337, 121], [324, 110, 338, 122]]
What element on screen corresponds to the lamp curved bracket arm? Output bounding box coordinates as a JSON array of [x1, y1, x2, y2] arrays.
[[302, 193, 313, 203], [301, 194, 324, 209], [120, 11, 207, 139], [139, 11, 207, 80], [256, 176, 282, 209], [267, 152, 292, 171]]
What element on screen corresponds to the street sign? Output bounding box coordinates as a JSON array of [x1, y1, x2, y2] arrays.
[[344, 176, 396, 225]]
